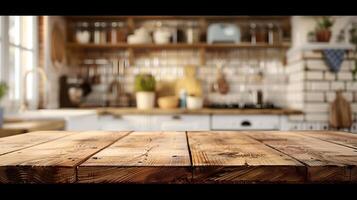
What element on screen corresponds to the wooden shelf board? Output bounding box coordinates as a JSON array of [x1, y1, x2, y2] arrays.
[[66, 42, 291, 50]]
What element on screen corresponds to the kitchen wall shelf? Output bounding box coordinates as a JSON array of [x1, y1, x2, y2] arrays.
[[64, 16, 291, 67], [67, 42, 290, 65]]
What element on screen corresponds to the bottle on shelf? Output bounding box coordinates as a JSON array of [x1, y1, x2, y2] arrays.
[[100, 22, 107, 44], [108, 22, 118, 44], [93, 22, 101, 44], [267, 23, 283, 45], [256, 23, 267, 43], [275, 23, 283, 44], [117, 22, 128, 43], [250, 23, 257, 44], [179, 89, 187, 108], [267, 23, 274, 45]]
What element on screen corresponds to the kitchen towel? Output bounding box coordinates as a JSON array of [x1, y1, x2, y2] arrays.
[[322, 49, 346, 72]]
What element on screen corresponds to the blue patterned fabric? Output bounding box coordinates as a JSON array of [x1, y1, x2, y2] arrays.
[[322, 49, 346, 72]]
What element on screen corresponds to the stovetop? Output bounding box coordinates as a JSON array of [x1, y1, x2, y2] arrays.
[[208, 103, 280, 109]]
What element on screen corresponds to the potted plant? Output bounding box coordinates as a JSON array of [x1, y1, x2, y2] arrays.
[[0, 82, 8, 128], [315, 16, 334, 42], [134, 74, 156, 109]]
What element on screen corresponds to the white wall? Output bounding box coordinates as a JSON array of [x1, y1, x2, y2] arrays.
[[291, 16, 317, 48], [44, 16, 68, 108]]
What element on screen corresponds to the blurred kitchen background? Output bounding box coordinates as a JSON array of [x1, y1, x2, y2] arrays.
[[0, 16, 357, 136]]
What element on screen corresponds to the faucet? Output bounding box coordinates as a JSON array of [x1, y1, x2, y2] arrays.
[[21, 68, 48, 111]]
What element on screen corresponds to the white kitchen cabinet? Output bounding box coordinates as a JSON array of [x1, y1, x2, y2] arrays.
[[98, 114, 150, 131], [150, 115, 210, 131], [66, 113, 99, 131], [98, 114, 210, 131], [98, 113, 289, 131], [211, 115, 281, 130]]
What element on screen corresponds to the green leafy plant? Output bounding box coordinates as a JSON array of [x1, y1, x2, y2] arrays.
[[315, 16, 334, 31], [134, 74, 156, 92], [0, 82, 8, 101]]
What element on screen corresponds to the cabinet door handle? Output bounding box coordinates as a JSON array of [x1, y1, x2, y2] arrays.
[[241, 121, 251, 126], [172, 115, 181, 120]]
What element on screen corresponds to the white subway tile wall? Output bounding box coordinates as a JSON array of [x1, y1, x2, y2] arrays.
[[93, 49, 289, 106], [286, 49, 357, 132]]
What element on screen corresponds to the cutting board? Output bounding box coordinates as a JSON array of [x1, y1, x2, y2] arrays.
[[329, 91, 352, 129]]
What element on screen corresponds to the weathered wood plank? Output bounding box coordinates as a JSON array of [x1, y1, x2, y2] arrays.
[[78, 131, 191, 183], [0, 131, 75, 156], [243, 131, 357, 182], [298, 131, 357, 150], [187, 131, 305, 183], [0, 131, 130, 183]]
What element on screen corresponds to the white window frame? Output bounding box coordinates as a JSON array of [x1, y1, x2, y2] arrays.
[[0, 16, 38, 112]]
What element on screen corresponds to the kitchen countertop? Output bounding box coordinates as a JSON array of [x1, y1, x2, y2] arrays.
[[0, 119, 65, 138], [6, 109, 98, 120], [0, 130, 356, 183], [95, 107, 304, 115]]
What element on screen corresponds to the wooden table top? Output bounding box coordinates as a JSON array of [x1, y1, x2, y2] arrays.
[[0, 131, 356, 184]]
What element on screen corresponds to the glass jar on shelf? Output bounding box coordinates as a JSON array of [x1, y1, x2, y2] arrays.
[[186, 21, 200, 44], [75, 22, 90, 44]]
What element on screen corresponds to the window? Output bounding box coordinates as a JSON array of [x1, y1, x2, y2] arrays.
[[0, 16, 38, 111]]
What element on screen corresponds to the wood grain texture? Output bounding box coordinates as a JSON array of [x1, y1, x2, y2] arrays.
[[0, 131, 130, 183], [187, 131, 305, 183], [0, 131, 75, 156], [0, 131, 356, 184], [78, 131, 191, 183], [298, 131, 357, 150], [243, 131, 357, 182]]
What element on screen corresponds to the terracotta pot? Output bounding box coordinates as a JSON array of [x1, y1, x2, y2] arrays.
[[316, 30, 331, 42]]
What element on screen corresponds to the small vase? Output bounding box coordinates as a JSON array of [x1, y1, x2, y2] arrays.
[[316, 30, 332, 42], [136, 91, 155, 109]]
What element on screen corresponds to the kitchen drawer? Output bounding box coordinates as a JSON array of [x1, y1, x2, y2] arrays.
[[98, 115, 149, 131], [66, 114, 99, 131], [211, 115, 280, 130], [150, 114, 210, 131]]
